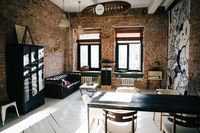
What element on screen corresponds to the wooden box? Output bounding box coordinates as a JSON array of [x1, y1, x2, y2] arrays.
[[148, 71, 162, 80]]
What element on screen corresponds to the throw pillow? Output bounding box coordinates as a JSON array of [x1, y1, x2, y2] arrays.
[[62, 79, 70, 87]]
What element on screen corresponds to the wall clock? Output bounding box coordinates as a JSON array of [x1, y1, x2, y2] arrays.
[[95, 4, 104, 15]]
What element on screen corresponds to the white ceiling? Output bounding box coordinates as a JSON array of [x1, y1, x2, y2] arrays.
[[50, 0, 174, 14]]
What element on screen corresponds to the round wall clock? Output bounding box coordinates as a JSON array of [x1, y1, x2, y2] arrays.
[[95, 4, 105, 15]]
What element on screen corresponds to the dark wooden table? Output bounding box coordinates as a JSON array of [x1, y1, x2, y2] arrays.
[[87, 92, 200, 133]]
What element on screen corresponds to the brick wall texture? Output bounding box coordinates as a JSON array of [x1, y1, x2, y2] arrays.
[[0, 0, 199, 100], [0, 0, 68, 100], [70, 13, 168, 90], [189, 0, 200, 95]]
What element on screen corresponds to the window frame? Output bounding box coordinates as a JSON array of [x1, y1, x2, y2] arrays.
[[77, 38, 101, 71], [115, 28, 143, 72]]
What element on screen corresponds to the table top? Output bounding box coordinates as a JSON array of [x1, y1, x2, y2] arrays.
[[88, 92, 200, 114], [80, 83, 99, 89]]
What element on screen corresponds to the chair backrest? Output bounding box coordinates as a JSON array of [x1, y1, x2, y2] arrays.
[[81, 94, 91, 106], [168, 113, 200, 132], [104, 109, 137, 122], [103, 109, 137, 133]]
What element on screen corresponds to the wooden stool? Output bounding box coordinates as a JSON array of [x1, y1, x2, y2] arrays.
[[1, 101, 20, 125]]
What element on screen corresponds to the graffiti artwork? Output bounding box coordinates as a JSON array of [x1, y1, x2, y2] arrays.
[[167, 0, 190, 95]]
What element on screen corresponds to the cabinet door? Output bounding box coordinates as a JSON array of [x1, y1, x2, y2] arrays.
[[38, 47, 44, 91], [30, 46, 38, 96], [23, 46, 30, 67], [31, 46, 38, 63], [38, 68, 44, 91], [38, 47, 44, 59], [31, 71, 38, 96], [23, 46, 31, 103], [24, 76, 30, 103]]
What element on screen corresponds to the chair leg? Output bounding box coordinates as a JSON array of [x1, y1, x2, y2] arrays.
[[153, 112, 155, 121], [135, 119, 137, 133], [1, 107, 6, 126], [173, 115, 176, 133], [132, 118, 135, 133], [153, 112, 163, 131], [160, 112, 162, 130], [105, 112, 107, 133], [13, 102, 20, 117], [79, 88, 83, 95]]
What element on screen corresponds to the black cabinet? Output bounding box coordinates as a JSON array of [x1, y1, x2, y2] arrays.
[[101, 68, 112, 85], [6, 44, 45, 114]]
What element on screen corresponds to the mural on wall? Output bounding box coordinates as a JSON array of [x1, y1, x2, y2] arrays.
[[167, 0, 190, 95]]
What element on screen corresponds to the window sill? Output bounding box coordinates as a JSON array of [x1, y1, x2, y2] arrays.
[[74, 70, 101, 77], [113, 72, 144, 78], [73, 70, 144, 78]]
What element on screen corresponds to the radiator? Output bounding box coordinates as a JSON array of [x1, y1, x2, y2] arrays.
[[121, 78, 134, 86], [81, 76, 93, 84]]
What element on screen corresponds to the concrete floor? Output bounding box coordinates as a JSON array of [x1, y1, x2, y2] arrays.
[[0, 89, 162, 133]]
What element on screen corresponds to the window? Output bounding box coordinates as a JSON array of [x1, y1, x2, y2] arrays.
[[116, 28, 143, 72], [77, 32, 101, 71]]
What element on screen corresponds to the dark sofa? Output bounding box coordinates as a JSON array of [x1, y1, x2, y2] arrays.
[[45, 72, 81, 99]]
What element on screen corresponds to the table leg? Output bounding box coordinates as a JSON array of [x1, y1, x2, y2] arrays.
[[79, 88, 83, 95], [91, 88, 97, 96], [160, 112, 162, 130], [87, 105, 90, 133]]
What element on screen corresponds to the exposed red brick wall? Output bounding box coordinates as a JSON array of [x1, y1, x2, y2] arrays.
[[0, 0, 68, 100], [189, 0, 200, 95], [70, 13, 168, 89]]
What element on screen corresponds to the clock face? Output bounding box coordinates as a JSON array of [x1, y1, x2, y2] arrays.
[[95, 4, 104, 15]]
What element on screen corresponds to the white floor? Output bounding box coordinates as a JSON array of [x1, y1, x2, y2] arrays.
[[0, 89, 162, 133]]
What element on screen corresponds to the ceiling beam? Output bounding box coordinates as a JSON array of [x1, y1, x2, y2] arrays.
[[163, 0, 174, 10], [148, 0, 163, 14], [166, 0, 180, 11]]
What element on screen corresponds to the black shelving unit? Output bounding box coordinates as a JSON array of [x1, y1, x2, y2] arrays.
[[6, 44, 45, 114]]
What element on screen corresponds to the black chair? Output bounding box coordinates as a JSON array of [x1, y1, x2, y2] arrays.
[[103, 109, 137, 133], [162, 113, 200, 133]]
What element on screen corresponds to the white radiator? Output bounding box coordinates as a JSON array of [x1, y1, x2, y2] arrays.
[[81, 76, 93, 84], [121, 78, 135, 86]]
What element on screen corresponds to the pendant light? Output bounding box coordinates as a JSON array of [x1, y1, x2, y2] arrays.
[[77, 0, 84, 35], [58, 0, 70, 28]]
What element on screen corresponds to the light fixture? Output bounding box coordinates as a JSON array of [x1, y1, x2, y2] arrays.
[[77, 0, 84, 35], [81, 1, 131, 16], [58, 0, 70, 28]]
